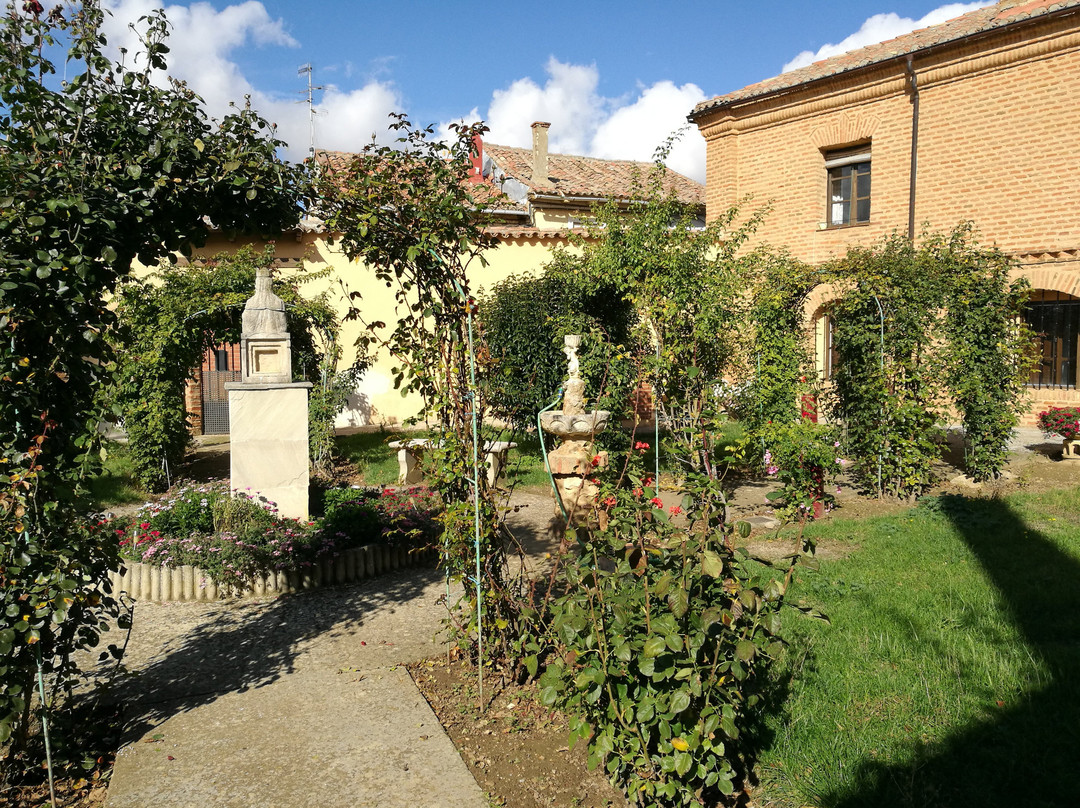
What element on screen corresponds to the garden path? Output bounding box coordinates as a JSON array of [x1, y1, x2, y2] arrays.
[[100, 568, 487, 808]]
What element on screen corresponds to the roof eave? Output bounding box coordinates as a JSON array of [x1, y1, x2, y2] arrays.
[[688, 3, 1080, 123]]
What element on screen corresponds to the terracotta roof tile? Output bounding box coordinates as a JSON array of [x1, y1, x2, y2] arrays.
[[313, 149, 528, 213], [690, 0, 1080, 117], [483, 143, 704, 206], [483, 225, 575, 240]]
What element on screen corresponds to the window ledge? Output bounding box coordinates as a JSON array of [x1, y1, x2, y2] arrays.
[[820, 221, 872, 232]]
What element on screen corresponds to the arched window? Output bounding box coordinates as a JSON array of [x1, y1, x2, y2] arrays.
[[1025, 291, 1080, 389]]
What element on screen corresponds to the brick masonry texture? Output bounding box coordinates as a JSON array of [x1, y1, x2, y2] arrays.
[[693, 2, 1080, 423]]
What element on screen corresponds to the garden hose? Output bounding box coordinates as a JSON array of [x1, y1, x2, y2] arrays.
[[538, 389, 568, 522]]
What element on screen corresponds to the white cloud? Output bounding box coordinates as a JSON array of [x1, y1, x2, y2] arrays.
[[591, 80, 707, 182], [96, 5, 706, 178], [100, 1, 403, 160], [454, 58, 707, 182], [484, 58, 606, 157], [782, 2, 993, 72]]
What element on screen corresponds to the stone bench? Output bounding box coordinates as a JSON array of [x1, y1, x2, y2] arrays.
[[387, 438, 518, 487]]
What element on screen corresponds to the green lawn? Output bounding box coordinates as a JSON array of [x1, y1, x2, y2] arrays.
[[757, 486, 1080, 807]]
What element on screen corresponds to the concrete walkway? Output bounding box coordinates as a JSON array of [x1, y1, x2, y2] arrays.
[[101, 567, 487, 808]]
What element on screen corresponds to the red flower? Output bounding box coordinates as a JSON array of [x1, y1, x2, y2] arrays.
[[633, 488, 643, 498], [590, 455, 601, 467], [603, 496, 617, 507], [668, 505, 683, 516], [643, 475, 654, 486], [650, 497, 663, 508], [634, 441, 649, 451], [139, 522, 150, 530]]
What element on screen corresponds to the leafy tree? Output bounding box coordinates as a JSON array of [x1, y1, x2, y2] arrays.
[[0, 1, 306, 764], [478, 260, 638, 432]]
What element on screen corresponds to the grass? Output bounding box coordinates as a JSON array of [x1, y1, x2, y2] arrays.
[[85, 441, 151, 509], [756, 485, 1080, 807]]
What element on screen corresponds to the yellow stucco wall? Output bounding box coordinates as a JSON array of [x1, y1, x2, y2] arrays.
[[184, 231, 574, 428]]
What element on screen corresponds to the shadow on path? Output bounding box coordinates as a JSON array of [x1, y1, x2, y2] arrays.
[[826, 495, 1080, 807], [108, 565, 446, 746]]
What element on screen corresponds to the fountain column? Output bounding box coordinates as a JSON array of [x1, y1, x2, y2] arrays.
[[540, 335, 610, 522]]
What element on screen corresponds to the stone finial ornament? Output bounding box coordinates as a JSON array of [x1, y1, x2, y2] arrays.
[[240, 267, 292, 385]]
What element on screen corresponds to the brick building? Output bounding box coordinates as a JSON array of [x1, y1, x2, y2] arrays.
[[689, 0, 1080, 422]]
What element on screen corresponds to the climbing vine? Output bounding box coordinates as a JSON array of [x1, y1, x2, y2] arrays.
[[317, 115, 528, 668], [0, 1, 306, 770], [938, 226, 1035, 481], [825, 226, 1033, 497], [111, 246, 344, 491]]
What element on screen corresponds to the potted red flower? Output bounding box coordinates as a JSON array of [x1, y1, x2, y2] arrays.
[[1037, 406, 1080, 460]]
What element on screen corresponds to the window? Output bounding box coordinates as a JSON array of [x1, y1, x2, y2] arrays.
[[214, 347, 230, 372], [825, 145, 871, 227], [1025, 292, 1080, 389]]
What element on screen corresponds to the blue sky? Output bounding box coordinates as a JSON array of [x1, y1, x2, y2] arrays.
[[98, 1, 993, 180]]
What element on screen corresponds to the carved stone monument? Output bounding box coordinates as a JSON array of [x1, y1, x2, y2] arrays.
[[226, 268, 312, 520], [539, 335, 610, 521]]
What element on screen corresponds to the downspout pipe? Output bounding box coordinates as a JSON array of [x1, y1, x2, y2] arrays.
[[905, 55, 920, 242]]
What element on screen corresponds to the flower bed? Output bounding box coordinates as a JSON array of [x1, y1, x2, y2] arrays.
[[108, 481, 441, 601]]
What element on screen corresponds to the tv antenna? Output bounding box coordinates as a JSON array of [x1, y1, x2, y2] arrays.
[[297, 64, 324, 161]]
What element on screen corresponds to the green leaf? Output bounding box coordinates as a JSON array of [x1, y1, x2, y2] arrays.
[[670, 689, 691, 714], [735, 639, 756, 662], [701, 550, 723, 577], [643, 636, 667, 658], [675, 750, 693, 775]]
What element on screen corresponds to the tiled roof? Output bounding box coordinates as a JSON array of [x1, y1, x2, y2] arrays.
[[691, 0, 1080, 117], [483, 143, 704, 207], [313, 149, 528, 214], [483, 225, 575, 240]]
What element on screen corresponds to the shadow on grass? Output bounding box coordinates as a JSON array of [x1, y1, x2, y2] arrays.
[[826, 495, 1080, 808]]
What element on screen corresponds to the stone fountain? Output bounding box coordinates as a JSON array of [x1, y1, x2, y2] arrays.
[[540, 335, 610, 520]]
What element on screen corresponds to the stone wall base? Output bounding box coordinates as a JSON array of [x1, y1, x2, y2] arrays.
[[111, 544, 436, 603]]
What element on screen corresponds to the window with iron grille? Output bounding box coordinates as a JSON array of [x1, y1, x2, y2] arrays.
[[825, 145, 871, 227], [1025, 292, 1080, 389]]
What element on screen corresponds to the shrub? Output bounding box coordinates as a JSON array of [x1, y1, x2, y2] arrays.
[[760, 421, 843, 520], [1037, 406, 1080, 441], [537, 485, 799, 804], [114, 483, 442, 590]]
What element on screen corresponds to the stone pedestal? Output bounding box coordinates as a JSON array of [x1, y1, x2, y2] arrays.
[[548, 440, 607, 521], [227, 382, 312, 520], [1063, 438, 1079, 460]]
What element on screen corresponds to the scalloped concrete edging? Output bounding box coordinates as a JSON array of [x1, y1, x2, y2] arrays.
[[110, 544, 437, 603]]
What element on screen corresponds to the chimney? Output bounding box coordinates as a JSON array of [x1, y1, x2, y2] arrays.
[[468, 133, 483, 184], [531, 121, 550, 183]]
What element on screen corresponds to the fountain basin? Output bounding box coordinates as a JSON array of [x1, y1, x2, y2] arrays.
[[540, 410, 611, 439]]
